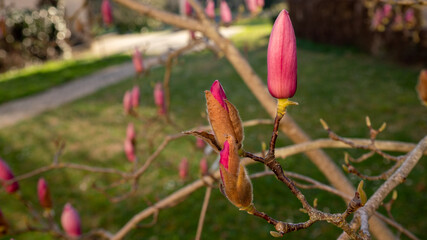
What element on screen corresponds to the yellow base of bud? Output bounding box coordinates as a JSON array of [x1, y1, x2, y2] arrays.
[[277, 98, 298, 118]]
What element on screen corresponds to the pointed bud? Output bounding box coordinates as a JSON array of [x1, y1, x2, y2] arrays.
[[0, 208, 8, 235], [154, 83, 166, 115], [61, 203, 81, 237], [123, 91, 132, 115], [210, 80, 228, 111], [101, 0, 113, 26], [357, 180, 367, 206], [179, 158, 189, 180], [124, 138, 136, 162], [37, 178, 52, 209], [196, 138, 206, 149], [267, 10, 297, 99], [256, 0, 264, 8], [220, 1, 232, 24], [417, 69, 427, 106], [0, 158, 19, 194], [383, 4, 392, 17], [126, 123, 136, 141], [199, 158, 208, 175], [132, 48, 144, 74], [245, 0, 257, 14], [205, 0, 215, 19], [131, 86, 140, 109], [185, 0, 192, 16], [404, 8, 415, 24], [392, 190, 398, 200]]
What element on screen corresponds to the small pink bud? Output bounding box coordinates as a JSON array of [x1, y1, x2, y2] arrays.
[[185, 0, 192, 16], [383, 4, 392, 17], [404, 8, 415, 23], [132, 48, 144, 74], [131, 86, 140, 108], [210, 80, 228, 111], [196, 138, 206, 149], [219, 140, 230, 170], [154, 83, 166, 115], [267, 10, 297, 99], [101, 0, 113, 26], [205, 0, 215, 19], [179, 158, 189, 180], [220, 1, 232, 24], [199, 158, 208, 175], [245, 0, 257, 13], [371, 8, 384, 29], [126, 123, 136, 141], [37, 178, 52, 209], [256, 0, 264, 7], [123, 91, 132, 115], [61, 203, 81, 237], [124, 138, 136, 162], [0, 158, 19, 194]]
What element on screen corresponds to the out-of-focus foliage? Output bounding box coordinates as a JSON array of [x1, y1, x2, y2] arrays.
[[0, 4, 71, 72]]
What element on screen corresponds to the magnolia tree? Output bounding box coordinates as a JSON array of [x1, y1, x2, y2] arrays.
[[1, 0, 426, 240]]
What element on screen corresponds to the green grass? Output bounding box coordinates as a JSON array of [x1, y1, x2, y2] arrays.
[[0, 54, 130, 104], [0, 18, 426, 240]]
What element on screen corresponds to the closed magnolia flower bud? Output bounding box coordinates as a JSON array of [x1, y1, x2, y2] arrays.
[[383, 4, 392, 17], [205, 0, 215, 19], [185, 0, 192, 16], [132, 48, 144, 74], [257, 0, 264, 8], [0, 158, 19, 194], [220, 1, 232, 24], [126, 123, 136, 141], [154, 83, 166, 115], [101, 0, 113, 26], [267, 10, 297, 99], [206, 80, 244, 148], [417, 69, 427, 106], [37, 178, 53, 209], [196, 138, 206, 149], [199, 157, 208, 175], [245, 0, 257, 13], [179, 158, 189, 180], [131, 86, 140, 108], [123, 90, 132, 115], [61, 203, 81, 237], [124, 138, 136, 162], [219, 137, 253, 209], [404, 8, 415, 24], [0, 208, 8, 235]]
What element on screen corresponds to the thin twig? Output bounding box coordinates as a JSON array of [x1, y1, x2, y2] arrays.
[[195, 187, 212, 240]]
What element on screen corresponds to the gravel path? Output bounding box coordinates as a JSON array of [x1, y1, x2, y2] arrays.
[[0, 27, 242, 129]]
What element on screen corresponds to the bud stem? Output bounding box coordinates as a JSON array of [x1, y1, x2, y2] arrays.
[[276, 98, 298, 118]]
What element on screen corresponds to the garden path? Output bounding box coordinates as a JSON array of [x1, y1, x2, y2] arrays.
[[0, 27, 242, 129]]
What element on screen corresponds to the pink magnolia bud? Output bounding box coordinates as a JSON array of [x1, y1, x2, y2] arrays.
[[124, 138, 136, 162], [101, 0, 113, 26], [123, 90, 132, 115], [61, 203, 81, 237], [132, 48, 144, 74], [404, 8, 415, 23], [196, 138, 206, 149], [154, 83, 166, 115], [371, 8, 384, 30], [0, 158, 19, 194], [131, 86, 140, 108], [257, 0, 264, 7], [185, 0, 192, 16], [267, 10, 297, 99], [37, 178, 52, 209], [220, 1, 232, 24], [199, 158, 208, 175], [205, 0, 215, 19], [219, 140, 230, 170], [126, 123, 136, 141], [245, 0, 257, 13], [383, 4, 392, 17], [210, 80, 228, 111], [179, 158, 189, 180]]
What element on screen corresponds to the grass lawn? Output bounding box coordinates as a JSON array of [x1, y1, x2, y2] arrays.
[[0, 54, 130, 104], [0, 18, 426, 240]]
